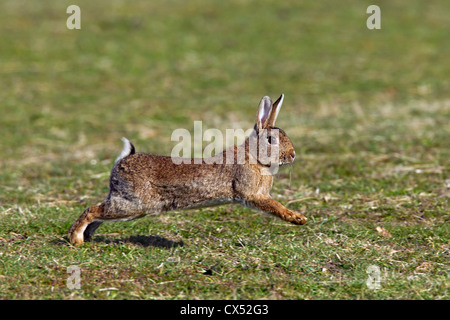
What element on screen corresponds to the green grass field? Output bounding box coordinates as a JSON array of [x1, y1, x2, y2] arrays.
[[0, 0, 448, 299]]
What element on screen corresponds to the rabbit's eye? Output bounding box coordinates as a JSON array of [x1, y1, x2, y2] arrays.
[[267, 136, 277, 145]]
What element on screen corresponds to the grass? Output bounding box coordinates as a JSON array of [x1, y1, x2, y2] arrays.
[[0, 0, 449, 299]]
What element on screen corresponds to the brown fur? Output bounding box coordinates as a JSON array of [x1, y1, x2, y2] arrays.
[[68, 95, 307, 245]]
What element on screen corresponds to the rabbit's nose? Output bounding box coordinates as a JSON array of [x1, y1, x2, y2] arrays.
[[290, 150, 295, 161], [282, 151, 296, 164]]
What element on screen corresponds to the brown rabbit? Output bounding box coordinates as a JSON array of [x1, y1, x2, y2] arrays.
[[68, 94, 307, 245]]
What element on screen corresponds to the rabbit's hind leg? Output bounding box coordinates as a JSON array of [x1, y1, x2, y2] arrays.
[[83, 221, 103, 242], [68, 204, 105, 245]]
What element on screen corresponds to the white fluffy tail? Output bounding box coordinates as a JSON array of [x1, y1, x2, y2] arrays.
[[114, 137, 135, 165]]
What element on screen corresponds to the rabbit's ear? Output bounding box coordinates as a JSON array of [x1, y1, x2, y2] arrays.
[[266, 94, 284, 127], [256, 96, 273, 130]]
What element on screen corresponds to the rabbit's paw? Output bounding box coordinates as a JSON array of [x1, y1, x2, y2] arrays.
[[290, 212, 308, 225], [68, 229, 85, 246]]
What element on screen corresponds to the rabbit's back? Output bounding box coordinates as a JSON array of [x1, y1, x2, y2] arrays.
[[109, 153, 240, 212]]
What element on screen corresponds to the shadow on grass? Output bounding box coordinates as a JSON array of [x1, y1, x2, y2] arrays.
[[100, 235, 184, 248], [53, 235, 184, 249]]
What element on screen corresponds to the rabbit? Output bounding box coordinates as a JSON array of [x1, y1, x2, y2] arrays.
[[68, 94, 307, 245]]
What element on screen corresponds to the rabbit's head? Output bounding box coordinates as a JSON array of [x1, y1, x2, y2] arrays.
[[248, 94, 296, 169]]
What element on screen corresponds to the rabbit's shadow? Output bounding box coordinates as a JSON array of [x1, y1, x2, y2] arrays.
[[97, 235, 184, 248], [54, 235, 184, 249]]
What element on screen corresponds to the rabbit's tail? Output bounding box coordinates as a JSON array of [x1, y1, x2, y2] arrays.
[[114, 137, 135, 165]]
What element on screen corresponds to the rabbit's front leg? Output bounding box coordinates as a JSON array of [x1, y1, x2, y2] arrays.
[[250, 196, 307, 225]]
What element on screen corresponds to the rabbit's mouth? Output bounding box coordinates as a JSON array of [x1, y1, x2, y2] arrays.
[[279, 150, 295, 166], [279, 160, 294, 166]]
